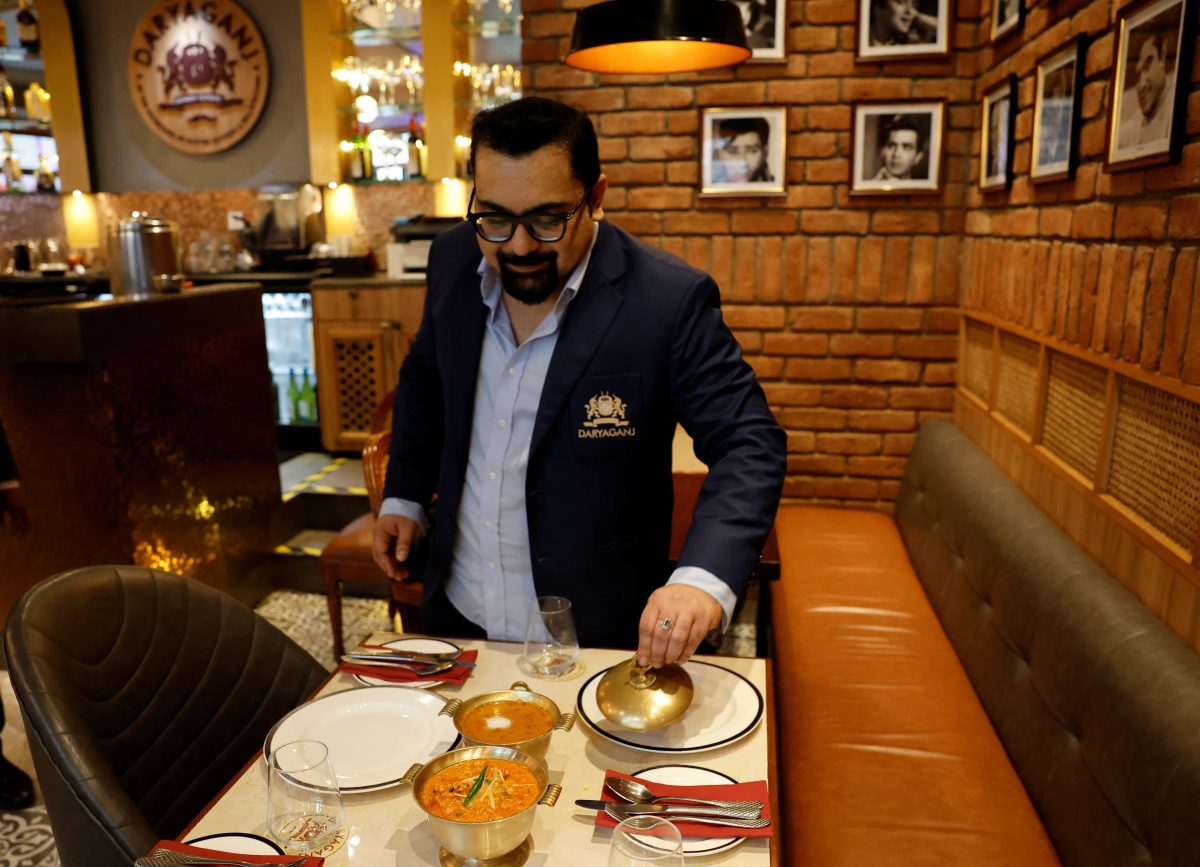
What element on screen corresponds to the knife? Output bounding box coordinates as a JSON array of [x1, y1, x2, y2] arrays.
[[345, 650, 476, 668], [575, 799, 761, 820]]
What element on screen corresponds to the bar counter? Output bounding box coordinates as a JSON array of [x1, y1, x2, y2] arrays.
[[0, 284, 280, 623]]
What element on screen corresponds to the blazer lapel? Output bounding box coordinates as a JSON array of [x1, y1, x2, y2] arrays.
[[530, 222, 628, 456], [441, 263, 488, 469]]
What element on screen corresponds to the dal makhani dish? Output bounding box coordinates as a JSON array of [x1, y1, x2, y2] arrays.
[[422, 758, 540, 822], [459, 700, 554, 744]]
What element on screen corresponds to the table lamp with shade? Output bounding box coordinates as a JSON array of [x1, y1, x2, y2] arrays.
[[565, 0, 751, 74]]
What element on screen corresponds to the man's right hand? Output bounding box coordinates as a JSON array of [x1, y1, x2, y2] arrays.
[[372, 512, 419, 579]]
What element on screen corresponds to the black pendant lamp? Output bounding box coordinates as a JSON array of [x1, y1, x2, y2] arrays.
[[566, 0, 751, 75]]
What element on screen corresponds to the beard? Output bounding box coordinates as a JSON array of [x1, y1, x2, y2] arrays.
[[498, 251, 559, 305]]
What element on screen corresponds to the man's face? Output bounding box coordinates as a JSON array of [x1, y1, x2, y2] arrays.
[[718, 130, 767, 182], [881, 129, 922, 178], [1134, 38, 1168, 118], [472, 144, 605, 305], [884, 0, 917, 36]]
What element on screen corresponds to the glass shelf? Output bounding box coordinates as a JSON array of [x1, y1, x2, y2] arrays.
[[455, 17, 522, 37], [334, 25, 422, 46], [457, 96, 520, 111], [0, 118, 53, 135], [0, 47, 41, 63], [345, 177, 427, 186], [337, 102, 423, 118]]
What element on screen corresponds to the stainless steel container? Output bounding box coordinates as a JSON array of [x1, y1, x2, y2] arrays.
[[440, 681, 575, 762], [109, 212, 184, 295], [402, 745, 561, 862]]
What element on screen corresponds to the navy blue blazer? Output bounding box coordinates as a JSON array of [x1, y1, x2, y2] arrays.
[[384, 220, 786, 648]]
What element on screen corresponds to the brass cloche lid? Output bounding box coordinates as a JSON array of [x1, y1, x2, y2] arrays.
[[595, 654, 694, 731]]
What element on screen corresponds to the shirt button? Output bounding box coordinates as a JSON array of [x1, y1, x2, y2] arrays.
[[488, 471, 497, 480], [498, 419, 507, 428], [508, 367, 516, 376], [484, 520, 493, 528], [488, 561, 496, 569]]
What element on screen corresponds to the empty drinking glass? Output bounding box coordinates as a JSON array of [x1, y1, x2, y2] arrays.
[[608, 815, 685, 866], [520, 595, 580, 678], [266, 739, 343, 854]]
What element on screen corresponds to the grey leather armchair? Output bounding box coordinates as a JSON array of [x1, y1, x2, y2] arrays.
[[3, 565, 327, 867]]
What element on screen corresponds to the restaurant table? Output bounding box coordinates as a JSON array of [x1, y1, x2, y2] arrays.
[[183, 634, 777, 864]]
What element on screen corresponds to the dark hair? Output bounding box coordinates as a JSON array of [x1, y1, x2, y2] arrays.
[[470, 97, 601, 190], [880, 114, 925, 149], [1136, 26, 1173, 63], [717, 117, 771, 145]]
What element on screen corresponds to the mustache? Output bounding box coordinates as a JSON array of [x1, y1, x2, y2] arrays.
[[499, 251, 556, 268]]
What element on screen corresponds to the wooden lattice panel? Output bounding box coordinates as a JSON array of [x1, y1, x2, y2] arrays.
[[995, 332, 1039, 434], [962, 319, 993, 400], [1042, 351, 1107, 479], [1109, 380, 1200, 553], [333, 337, 380, 435]]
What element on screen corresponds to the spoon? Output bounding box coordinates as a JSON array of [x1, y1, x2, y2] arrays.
[[606, 777, 764, 815]]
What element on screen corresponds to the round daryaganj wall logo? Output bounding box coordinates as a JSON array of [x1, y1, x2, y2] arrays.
[[127, 0, 270, 154]]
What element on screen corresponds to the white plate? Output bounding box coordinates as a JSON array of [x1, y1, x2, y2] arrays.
[[577, 661, 763, 753], [183, 832, 284, 855], [264, 685, 460, 792], [351, 637, 463, 689], [632, 765, 747, 858]]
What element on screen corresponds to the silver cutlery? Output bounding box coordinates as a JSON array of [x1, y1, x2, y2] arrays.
[[603, 804, 771, 829], [605, 776, 764, 814], [340, 655, 454, 676], [577, 799, 761, 821], [140, 850, 308, 867], [346, 649, 475, 668]]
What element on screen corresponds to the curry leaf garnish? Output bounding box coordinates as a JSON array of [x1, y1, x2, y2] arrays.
[[462, 764, 488, 807]]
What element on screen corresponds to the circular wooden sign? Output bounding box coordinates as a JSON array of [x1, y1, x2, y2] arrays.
[[127, 0, 270, 154]]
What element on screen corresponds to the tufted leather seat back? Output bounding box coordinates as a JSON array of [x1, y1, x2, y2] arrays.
[[894, 419, 1200, 867], [3, 565, 327, 867]]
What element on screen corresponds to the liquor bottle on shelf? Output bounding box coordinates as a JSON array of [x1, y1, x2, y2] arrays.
[[270, 375, 281, 423], [35, 153, 54, 192], [2, 132, 21, 191], [0, 19, 8, 47], [0, 65, 14, 119], [349, 125, 373, 182], [405, 117, 424, 179], [17, 0, 39, 54], [298, 369, 317, 424], [287, 367, 301, 423]]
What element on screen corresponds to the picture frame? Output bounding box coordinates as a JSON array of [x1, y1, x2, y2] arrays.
[[856, 0, 950, 61], [850, 100, 946, 194], [733, 0, 787, 61], [1104, 0, 1196, 171], [980, 75, 1017, 191], [700, 106, 787, 197], [1031, 37, 1086, 182], [992, 0, 1024, 42]]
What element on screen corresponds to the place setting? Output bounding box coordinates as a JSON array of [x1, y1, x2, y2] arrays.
[[339, 636, 479, 687]]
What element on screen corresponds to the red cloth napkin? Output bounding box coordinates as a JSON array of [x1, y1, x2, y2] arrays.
[[338, 649, 477, 686], [593, 770, 773, 839], [153, 840, 323, 864]]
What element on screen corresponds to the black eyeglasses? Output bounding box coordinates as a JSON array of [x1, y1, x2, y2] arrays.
[[466, 187, 592, 243]]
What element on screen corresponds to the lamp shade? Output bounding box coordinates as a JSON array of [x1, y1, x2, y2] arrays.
[[566, 0, 751, 74]]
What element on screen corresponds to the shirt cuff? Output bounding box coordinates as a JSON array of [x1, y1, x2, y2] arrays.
[[378, 496, 429, 535], [667, 566, 736, 632], [0, 480, 19, 491]]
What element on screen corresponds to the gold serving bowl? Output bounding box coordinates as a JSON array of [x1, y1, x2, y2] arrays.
[[439, 680, 576, 762], [402, 745, 562, 864]]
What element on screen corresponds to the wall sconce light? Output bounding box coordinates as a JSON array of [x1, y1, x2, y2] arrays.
[[565, 0, 751, 74]]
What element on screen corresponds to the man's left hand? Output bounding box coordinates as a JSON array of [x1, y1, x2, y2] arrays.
[[637, 584, 722, 668]]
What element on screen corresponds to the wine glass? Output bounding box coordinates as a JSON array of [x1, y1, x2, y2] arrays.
[[608, 815, 685, 866], [520, 595, 580, 678], [266, 739, 343, 854]]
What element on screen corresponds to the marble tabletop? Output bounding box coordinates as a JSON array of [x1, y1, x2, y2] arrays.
[[183, 634, 776, 865]]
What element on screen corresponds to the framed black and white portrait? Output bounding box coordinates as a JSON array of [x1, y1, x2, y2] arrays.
[[1032, 38, 1086, 182], [992, 0, 1024, 42], [1105, 0, 1196, 170], [851, 101, 946, 194], [981, 76, 1016, 191], [732, 0, 786, 61], [856, 0, 949, 60], [700, 106, 787, 197]]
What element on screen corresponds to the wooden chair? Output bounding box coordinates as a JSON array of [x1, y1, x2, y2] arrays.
[[319, 399, 423, 659]]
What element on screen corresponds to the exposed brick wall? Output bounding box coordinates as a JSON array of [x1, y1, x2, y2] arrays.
[[523, 0, 974, 511], [963, 0, 1200, 384]]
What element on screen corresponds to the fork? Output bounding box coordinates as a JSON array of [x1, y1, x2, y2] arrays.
[[141, 849, 308, 867], [604, 805, 771, 829]]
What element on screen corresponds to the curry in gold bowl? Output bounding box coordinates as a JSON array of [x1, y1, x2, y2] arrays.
[[440, 681, 575, 761], [421, 757, 541, 822]]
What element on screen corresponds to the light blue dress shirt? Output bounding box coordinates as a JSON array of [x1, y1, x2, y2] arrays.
[[381, 226, 736, 640]]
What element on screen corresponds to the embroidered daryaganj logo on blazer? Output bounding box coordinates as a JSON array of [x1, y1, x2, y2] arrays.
[[579, 391, 636, 438]]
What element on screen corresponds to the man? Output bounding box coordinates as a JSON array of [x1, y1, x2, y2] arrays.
[[1, 419, 34, 811], [1118, 27, 1175, 149], [870, 0, 937, 46], [373, 97, 785, 668], [712, 117, 774, 184], [874, 115, 927, 181]]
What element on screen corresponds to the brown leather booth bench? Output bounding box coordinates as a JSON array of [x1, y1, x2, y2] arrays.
[[770, 419, 1200, 867]]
